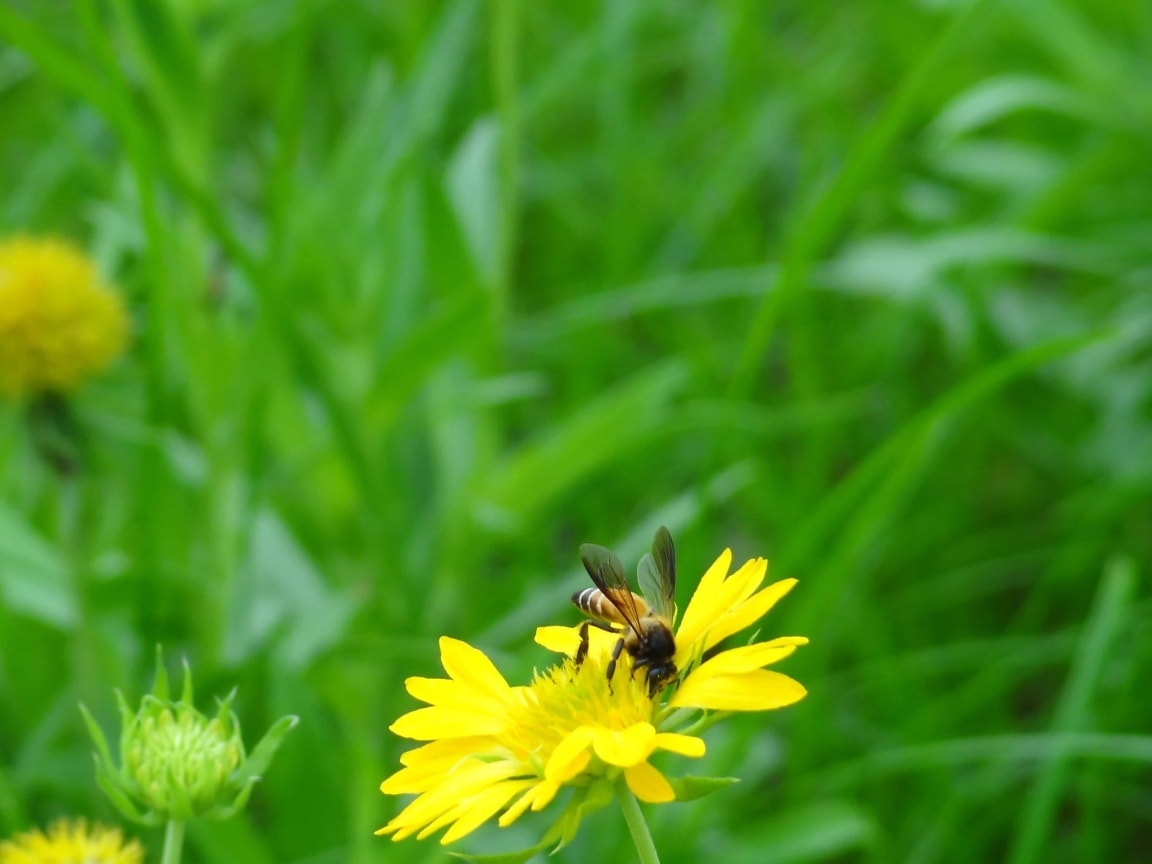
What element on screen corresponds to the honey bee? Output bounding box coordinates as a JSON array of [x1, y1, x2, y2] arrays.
[[572, 526, 678, 697]]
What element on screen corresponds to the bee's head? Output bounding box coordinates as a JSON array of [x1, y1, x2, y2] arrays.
[[645, 662, 678, 698]]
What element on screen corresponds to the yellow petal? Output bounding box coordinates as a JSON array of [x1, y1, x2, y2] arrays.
[[382, 760, 527, 839], [677, 556, 768, 661], [405, 676, 503, 711], [625, 762, 675, 803], [546, 726, 595, 781], [497, 783, 541, 827], [712, 556, 767, 608], [398, 736, 493, 767], [396, 793, 457, 835], [722, 557, 770, 607], [530, 778, 561, 811], [590, 722, 656, 767], [652, 732, 706, 758], [675, 549, 733, 649], [670, 669, 808, 712], [496, 778, 561, 828], [381, 792, 450, 838], [535, 625, 581, 655], [416, 805, 463, 841], [697, 548, 735, 600], [438, 637, 512, 699], [390, 706, 505, 740], [440, 779, 536, 844], [702, 578, 797, 653], [380, 762, 443, 795], [691, 636, 808, 676], [383, 737, 502, 793]]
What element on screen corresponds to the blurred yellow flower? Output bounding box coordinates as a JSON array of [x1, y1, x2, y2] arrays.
[[0, 818, 143, 864], [378, 547, 806, 847], [0, 236, 128, 398]]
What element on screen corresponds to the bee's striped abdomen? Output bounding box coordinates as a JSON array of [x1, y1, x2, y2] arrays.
[[572, 586, 608, 617], [572, 587, 648, 625]]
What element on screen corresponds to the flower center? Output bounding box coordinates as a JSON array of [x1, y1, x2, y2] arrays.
[[504, 651, 655, 763]]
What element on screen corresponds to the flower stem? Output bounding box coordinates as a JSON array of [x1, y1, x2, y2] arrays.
[[161, 820, 185, 864], [617, 779, 661, 864]]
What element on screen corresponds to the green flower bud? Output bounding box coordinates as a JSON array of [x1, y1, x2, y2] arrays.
[[81, 648, 297, 826]]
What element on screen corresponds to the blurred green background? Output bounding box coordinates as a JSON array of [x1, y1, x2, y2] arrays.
[[1, 1, 1150, 862]]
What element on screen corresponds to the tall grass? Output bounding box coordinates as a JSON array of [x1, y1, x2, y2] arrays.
[[1, 1, 1149, 862]]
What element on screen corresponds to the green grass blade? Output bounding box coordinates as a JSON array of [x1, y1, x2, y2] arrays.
[[1006, 557, 1138, 864]]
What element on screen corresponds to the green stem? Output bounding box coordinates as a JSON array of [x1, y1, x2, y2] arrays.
[[161, 820, 185, 864], [617, 778, 661, 864]]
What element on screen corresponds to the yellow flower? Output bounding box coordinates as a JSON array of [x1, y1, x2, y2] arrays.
[[378, 546, 807, 847], [0, 818, 143, 864], [0, 236, 128, 398]]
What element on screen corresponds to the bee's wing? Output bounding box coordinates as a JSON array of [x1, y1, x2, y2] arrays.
[[580, 542, 647, 631], [637, 526, 676, 620]]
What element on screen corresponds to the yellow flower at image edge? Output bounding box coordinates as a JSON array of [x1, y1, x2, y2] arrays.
[[378, 548, 807, 847], [0, 236, 128, 397], [0, 819, 143, 864]]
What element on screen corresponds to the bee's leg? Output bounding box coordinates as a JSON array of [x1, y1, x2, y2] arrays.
[[576, 620, 617, 670], [605, 637, 626, 694], [575, 621, 591, 668], [631, 656, 651, 683]]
